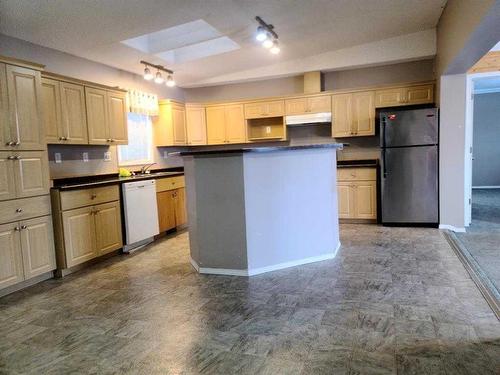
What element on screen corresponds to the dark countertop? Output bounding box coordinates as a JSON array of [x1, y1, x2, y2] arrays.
[[52, 167, 184, 191], [337, 159, 379, 168], [177, 143, 344, 156]]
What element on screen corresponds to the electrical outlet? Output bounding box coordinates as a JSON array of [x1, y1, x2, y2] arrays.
[[163, 151, 169, 159], [55, 153, 62, 164], [104, 151, 111, 162], [83, 152, 89, 162], [266, 126, 271, 134]]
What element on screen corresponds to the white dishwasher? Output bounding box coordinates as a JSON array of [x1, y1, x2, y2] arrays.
[[122, 179, 159, 253]]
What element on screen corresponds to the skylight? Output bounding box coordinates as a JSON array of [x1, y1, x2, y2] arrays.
[[121, 20, 240, 64]]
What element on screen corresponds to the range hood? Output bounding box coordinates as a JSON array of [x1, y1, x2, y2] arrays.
[[285, 112, 332, 126]]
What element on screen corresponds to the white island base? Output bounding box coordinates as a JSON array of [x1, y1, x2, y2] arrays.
[[181, 144, 342, 276]]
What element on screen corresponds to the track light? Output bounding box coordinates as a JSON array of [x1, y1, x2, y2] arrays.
[[141, 61, 175, 86], [154, 71, 164, 84], [255, 16, 280, 55], [256, 26, 267, 42], [166, 75, 176, 87], [270, 40, 280, 54], [143, 67, 153, 80]]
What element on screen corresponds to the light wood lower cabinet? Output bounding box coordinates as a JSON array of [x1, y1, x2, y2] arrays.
[[156, 176, 187, 233], [337, 167, 377, 221], [0, 216, 56, 290], [52, 186, 122, 270]]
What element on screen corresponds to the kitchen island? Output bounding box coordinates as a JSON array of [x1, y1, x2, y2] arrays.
[[179, 143, 343, 276]]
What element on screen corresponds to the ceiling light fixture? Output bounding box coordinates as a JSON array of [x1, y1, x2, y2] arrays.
[[255, 16, 280, 55], [141, 61, 175, 87]]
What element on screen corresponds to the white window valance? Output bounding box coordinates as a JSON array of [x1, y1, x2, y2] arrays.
[[127, 89, 159, 116]]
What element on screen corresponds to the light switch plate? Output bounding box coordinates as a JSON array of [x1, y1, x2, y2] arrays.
[[104, 151, 111, 162], [55, 153, 62, 164], [266, 126, 271, 134], [83, 152, 89, 162]]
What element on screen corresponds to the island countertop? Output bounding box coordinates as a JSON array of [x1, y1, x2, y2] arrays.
[[177, 143, 344, 156]]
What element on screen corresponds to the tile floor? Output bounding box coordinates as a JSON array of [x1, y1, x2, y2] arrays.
[[0, 225, 499, 374]]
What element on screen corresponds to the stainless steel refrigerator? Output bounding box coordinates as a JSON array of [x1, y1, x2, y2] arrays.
[[380, 107, 438, 226]]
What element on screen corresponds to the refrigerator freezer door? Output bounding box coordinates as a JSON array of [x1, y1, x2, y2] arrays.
[[381, 145, 438, 223], [380, 108, 438, 147]]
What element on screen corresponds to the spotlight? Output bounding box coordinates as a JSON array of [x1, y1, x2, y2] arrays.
[[143, 67, 153, 80], [262, 38, 273, 49], [166, 75, 176, 87], [270, 40, 280, 54], [154, 71, 164, 84], [256, 26, 267, 42]]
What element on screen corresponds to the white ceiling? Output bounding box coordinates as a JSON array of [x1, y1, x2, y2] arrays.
[[0, 0, 446, 87]]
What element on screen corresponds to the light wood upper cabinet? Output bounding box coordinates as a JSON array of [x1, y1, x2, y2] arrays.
[[244, 100, 284, 119], [331, 94, 352, 138], [206, 106, 226, 145], [185, 105, 207, 145], [154, 101, 187, 146], [60, 82, 88, 144], [207, 104, 246, 144], [332, 91, 374, 138], [41, 78, 62, 144], [285, 95, 331, 115], [0, 152, 16, 201], [107, 91, 128, 145], [337, 167, 377, 220], [0, 222, 24, 289], [62, 206, 97, 268], [0, 64, 9, 151], [86, 87, 128, 145], [94, 201, 122, 256], [351, 91, 375, 136], [5, 65, 45, 150], [86, 87, 108, 144], [13, 151, 49, 198], [375, 84, 434, 107], [20, 215, 56, 279]]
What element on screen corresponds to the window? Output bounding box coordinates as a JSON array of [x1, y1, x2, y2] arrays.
[[118, 113, 154, 166]]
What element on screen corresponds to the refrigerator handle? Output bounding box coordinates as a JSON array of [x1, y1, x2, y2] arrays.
[[382, 148, 387, 178], [381, 117, 386, 148]]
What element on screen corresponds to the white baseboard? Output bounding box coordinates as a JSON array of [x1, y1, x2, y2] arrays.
[[439, 224, 466, 233], [472, 186, 500, 189], [190, 242, 341, 277]]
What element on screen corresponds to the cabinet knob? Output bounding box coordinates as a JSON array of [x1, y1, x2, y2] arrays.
[[59, 137, 64, 141], [14, 141, 20, 146], [91, 194, 97, 199], [111, 139, 115, 142], [6, 141, 14, 146], [16, 208, 23, 213], [7, 156, 15, 160], [14, 155, 21, 160], [21, 225, 27, 230], [14, 227, 21, 231]]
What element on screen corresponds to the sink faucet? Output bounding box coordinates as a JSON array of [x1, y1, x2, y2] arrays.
[[140, 162, 156, 174]]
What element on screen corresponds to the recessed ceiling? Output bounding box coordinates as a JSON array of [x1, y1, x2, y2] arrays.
[[0, 0, 447, 87]]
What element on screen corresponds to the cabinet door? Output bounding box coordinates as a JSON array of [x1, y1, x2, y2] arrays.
[[351, 91, 375, 136], [0, 222, 24, 289], [0, 63, 11, 151], [308, 95, 331, 113], [94, 201, 122, 255], [375, 88, 405, 108], [0, 152, 16, 201], [60, 82, 88, 144], [41, 78, 62, 144], [13, 151, 49, 198], [186, 106, 207, 145], [331, 94, 352, 138], [157, 191, 176, 232], [174, 188, 187, 227], [406, 85, 433, 105], [172, 105, 187, 145], [62, 206, 97, 267], [244, 102, 267, 119], [206, 106, 226, 145], [6, 65, 45, 150], [337, 182, 354, 219], [225, 104, 246, 144], [285, 98, 308, 115], [85, 87, 109, 144], [20, 215, 56, 279], [266, 100, 285, 117], [107, 91, 128, 145], [353, 181, 377, 219]]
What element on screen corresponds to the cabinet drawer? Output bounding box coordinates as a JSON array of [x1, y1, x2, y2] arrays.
[[337, 167, 376, 181], [0, 195, 51, 224], [156, 176, 185, 192], [60, 185, 119, 210]]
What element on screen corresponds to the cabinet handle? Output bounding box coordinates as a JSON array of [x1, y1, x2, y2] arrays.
[[91, 194, 97, 199], [63, 136, 68, 141], [110, 139, 115, 142], [13, 156, 21, 160], [16, 208, 23, 213], [7, 156, 15, 160], [6, 141, 14, 146], [59, 137, 64, 141], [14, 227, 21, 231], [21, 225, 27, 230], [14, 141, 20, 146]]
